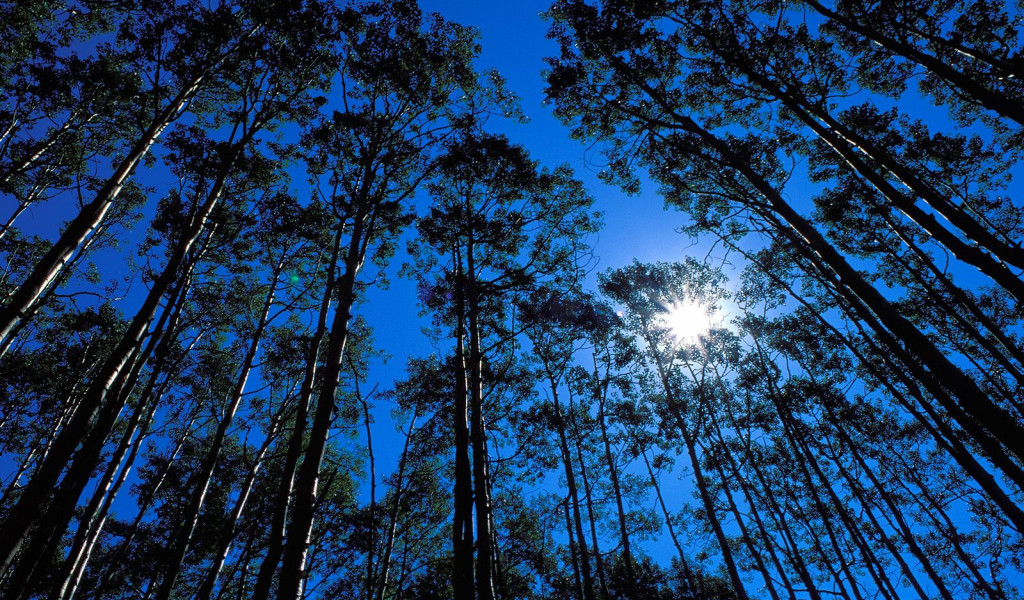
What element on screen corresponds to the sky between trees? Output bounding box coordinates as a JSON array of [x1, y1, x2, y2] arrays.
[[1, 1, 1023, 600]]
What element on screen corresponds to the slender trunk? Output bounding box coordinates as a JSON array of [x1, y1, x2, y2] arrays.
[[55, 389, 161, 600], [745, 449, 823, 600], [703, 440, 782, 600], [725, 136, 1024, 463], [622, 69, 1024, 465], [361, 377, 377, 600], [194, 413, 284, 600], [638, 444, 698, 574], [0, 125, 252, 579], [593, 366, 633, 596], [373, 412, 419, 600], [464, 234, 497, 600], [277, 209, 370, 600], [716, 40, 1024, 276], [217, 528, 255, 600], [680, 423, 748, 600], [758, 385, 865, 600], [84, 337, 207, 600], [548, 378, 595, 600], [733, 239, 1024, 530], [452, 249, 474, 600], [780, 412, 899, 600], [570, 404, 609, 600], [88, 410, 199, 600], [5, 243, 202, 593], [814, 432, 946, 600], [56, 296, 201, 600], [756, 76, 1024, 300], [0, 176, 48, 243], [468, 313, 496, 600], [0, 115, 20, 160], [892, 456, 1009, 600], [785, 479, 856, 600], [802, 0, 1024, 126], [742, 183, 1024, 478], [563, 497, 585, 600], [0, 112, 96, 187], [0, 208, 110, 347], [154, 260, 282, 600], [597, 422, 633, 591], [798, 236, 1024, 496], [877, 222, 1024, 391], [706, 405, 798, 600], [0, 76, 207, 351], [250, 229, 342, 600], [643, 331, 749, 600]]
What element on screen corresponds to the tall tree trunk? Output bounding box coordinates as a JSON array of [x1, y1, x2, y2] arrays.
[[642, 331, 749, 600], [548, 377, 595, 600], [813, 428, 948, 600], [4, 235, 205, 593], [695, 120, 1024, 462], [0, 75, 209, 352], [563, 497, 585, 600], [679, 421, 748, 600], [452, 248, 475, 600], [154, 259, 283, 600], [54, 255, 204, 600], [570, 401, 609, 600], [277, 208, 371, 600], [467, 304, 497, 600], [778, 410, 900, 600], [875, 223, 1024, 392], [373, 411, 419, 600], [463, 234, 497, 600], [0, 112, 96, 188], [194, 412, 284, 600], [890, 453, 1010, 600], [733, 240, 1024, 530], [754, 367, 868, 600], [0, 125, 253, 580], [752, 73, 1024, 300], [88, 409, 200, 600], [745, 448, 823, 600], [703, 439, 782, 600], [359, 374, 378, 600], [706, 33, 1024, 278], [784, 479, 858, 600], [801, 0, 1024, 126], [620, 69, 1024, 465], [54, 387, 160, 600], [706, 404, 799, 600], [637, 445, 688, 571], [593, 366, 634, 597], [250, 229, 342, 600]]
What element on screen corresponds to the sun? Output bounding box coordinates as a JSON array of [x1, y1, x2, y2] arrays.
[[661, 300, 714, 343]]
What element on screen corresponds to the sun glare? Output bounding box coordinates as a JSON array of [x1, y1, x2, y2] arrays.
[[662, 300, 714, 343]]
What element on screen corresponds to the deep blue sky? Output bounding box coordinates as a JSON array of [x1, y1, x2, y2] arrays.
[[360, 0, 710, 389], [415, 0, 699, 267], [356, 1, 706, 556]]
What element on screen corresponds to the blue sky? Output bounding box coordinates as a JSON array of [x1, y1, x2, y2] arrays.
[[360, 0, 714, 386], [353, 0, 709, 563]]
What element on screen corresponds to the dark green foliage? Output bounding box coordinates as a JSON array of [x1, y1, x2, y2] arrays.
[[0, 1, 1022, 599]]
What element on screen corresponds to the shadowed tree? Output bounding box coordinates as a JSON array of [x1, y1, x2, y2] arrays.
[[544, 0, 1024, 517], [411, 132, 597, 600]]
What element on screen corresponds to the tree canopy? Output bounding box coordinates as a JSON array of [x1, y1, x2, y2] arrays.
[[0, 1, 1022, 599]]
